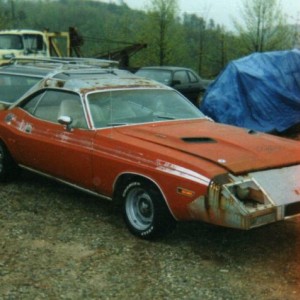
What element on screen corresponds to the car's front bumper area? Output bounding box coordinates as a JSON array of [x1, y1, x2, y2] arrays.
[[188, 164, 300, 229]]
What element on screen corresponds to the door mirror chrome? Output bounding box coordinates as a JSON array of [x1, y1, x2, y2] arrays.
[[58, 115, 73, 131]]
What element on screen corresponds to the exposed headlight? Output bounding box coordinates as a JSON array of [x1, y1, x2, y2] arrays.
[[222, 177, 270, 209], [234, 181, 266, 204], [235, 185, 250, 199]]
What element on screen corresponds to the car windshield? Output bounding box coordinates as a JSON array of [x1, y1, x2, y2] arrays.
[[0, 74, 42, 104], [87, 89, 205, 128], [136, 69, 172, 85]]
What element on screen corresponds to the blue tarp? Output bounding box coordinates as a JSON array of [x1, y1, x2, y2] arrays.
[[200, 50, 300, 133]]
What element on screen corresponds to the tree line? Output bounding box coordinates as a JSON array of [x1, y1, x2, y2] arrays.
[[0, 0, 296, 78]]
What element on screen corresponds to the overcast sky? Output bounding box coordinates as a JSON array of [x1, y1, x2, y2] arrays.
[[104, 0, 300, 30]]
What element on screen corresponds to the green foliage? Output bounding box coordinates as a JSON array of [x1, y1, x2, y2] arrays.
[[1, 0, 296, 77], [0, 0, 13, 28]]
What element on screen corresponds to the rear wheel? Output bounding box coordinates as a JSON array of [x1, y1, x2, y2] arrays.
[[122, 179, 176, 239], [0, 142, 18, 181]]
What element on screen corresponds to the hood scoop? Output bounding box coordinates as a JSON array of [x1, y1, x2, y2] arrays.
[[182, 137, 217, 144], [247, 129, 258, 135]]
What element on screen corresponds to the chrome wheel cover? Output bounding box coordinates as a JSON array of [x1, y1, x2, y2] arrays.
[[125, 187, 154, 231]]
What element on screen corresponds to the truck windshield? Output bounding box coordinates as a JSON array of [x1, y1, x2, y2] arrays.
[[0, 34, 44, 52], [0, 35, 23, 50]]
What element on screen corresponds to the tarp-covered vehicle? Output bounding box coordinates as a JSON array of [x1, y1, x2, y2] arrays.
[[200, 50, 300, 139]]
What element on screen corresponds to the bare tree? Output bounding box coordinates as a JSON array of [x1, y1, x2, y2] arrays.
[[234, 0, 293, 52]]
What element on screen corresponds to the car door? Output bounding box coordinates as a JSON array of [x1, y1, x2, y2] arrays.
[[172, 70, 198, 104], [187, 70, 204, 103], [15, 89, 94, 188]]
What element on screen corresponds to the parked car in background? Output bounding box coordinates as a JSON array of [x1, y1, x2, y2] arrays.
[[0, 62, 45, 109], [0, 68, 299, 240], [136, 66, 213, 106], [0, 57, 117, 109]]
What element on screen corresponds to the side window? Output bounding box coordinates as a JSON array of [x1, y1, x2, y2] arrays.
[[34, 91, 65, 123], [23, 34, 45, 51], [56, 94, 88, 129], [188, 71, 199, 83], [21, 90, 88, 128], [173, 71, 189, 84], [22, 92, 44, 114]]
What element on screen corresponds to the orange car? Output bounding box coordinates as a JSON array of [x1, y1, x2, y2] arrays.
[[0, 70, 299, 239]]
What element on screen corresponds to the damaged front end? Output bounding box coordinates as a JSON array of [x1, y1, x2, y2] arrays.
[[188, 164, 300, 229]]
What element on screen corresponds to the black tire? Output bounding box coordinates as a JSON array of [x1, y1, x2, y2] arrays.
[[122, 179, 176, 239], [0, 141, 18, 182]]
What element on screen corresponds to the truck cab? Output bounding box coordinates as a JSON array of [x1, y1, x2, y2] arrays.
[[0, 30, 50, 64]]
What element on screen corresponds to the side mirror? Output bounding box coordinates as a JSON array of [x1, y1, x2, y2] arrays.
[[58, 115, 73, 131], [2, 53, 15, 60]]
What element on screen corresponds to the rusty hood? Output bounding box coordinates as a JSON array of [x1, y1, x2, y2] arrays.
[[115, 119, 300, 174]]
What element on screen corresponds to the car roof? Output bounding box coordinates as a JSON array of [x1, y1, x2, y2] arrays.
[[0, 58, 119, 78], [138, 66, 192, 72], [0, 29, 44, 35], [7, 67, 171, 109], [45, 71, 171, 93]]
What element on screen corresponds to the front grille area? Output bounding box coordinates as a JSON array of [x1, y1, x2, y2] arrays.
[[250, 212, 276, 228], [285, 202, 300, 217]]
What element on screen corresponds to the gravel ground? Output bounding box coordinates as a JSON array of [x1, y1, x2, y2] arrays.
[[0, 170, 300, 300]]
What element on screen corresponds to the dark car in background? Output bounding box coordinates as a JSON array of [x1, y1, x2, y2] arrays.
[[136, 66, 213, 106]]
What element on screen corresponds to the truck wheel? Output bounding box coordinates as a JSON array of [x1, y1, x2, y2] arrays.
[[122, 179, 176, 239], [0, 142, 17, 181]]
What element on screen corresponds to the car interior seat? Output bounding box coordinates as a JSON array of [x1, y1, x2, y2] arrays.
[[89, 104, 110, 127], [58, 99, 88, 129]]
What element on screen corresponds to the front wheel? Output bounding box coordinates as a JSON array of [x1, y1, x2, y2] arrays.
[[122, 179, 176, 239]]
